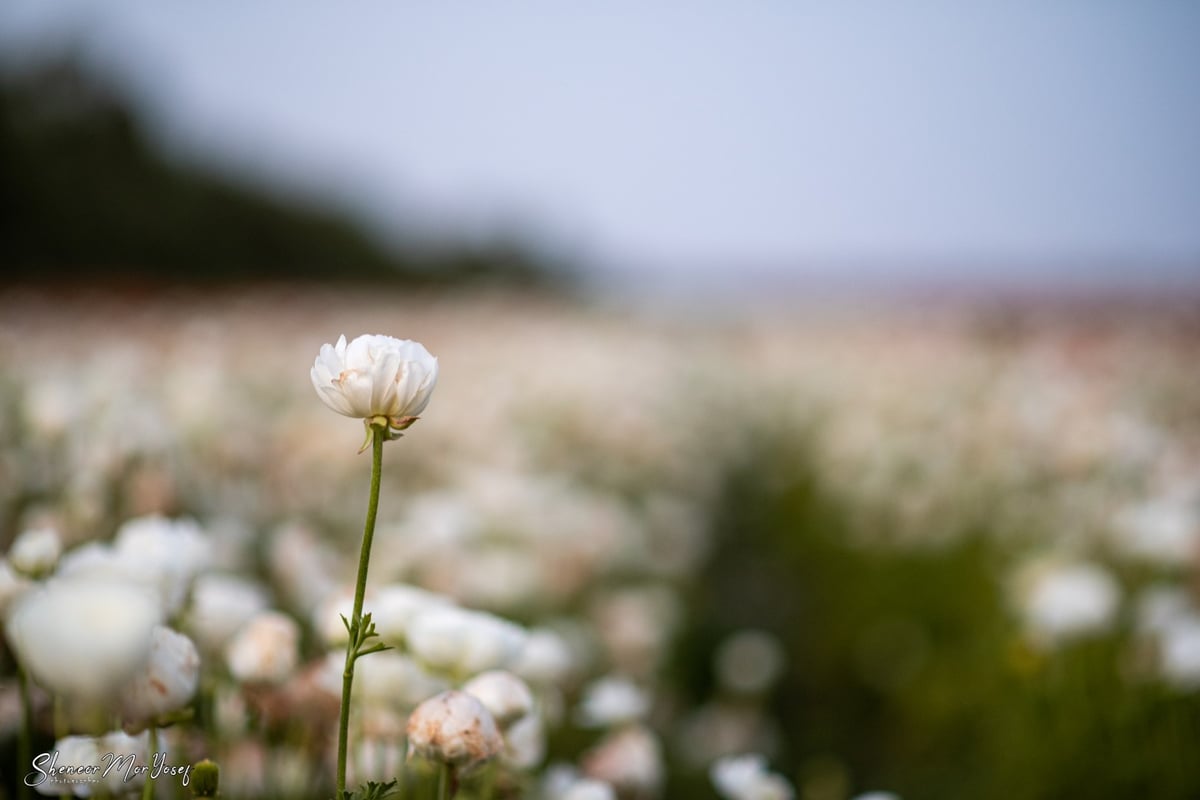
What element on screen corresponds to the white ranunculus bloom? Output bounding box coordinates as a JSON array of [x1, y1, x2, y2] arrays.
[[406, 606, 528, 676], [462, 670, 535, 729], [187, 573, 270, 652], [6, 578, 162, 701], [118, 626, 201, 725], [576, 676, 650, 728], [311, 334, 438, 422], [580, 724, 664, 796], [225, 611, 300, 684], [1021, 562, 1120, 645], [559, 778, 617, 800], [406, 690, 504, 769], [710, 753, 795, 800], [8, 526, 62, 577]]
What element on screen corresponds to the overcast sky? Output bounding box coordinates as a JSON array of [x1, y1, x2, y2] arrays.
[[3, 1, 1198, 288]]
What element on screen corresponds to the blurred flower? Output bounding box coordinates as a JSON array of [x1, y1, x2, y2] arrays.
[[513, 627, 578, 687], [310, 334, 438, 425], [501, 711, 545, 770], [1019, 561, 1120, 645], [714, 630, 786, 695], [187, 573, 270, 652], [559, 778, 617, 800], [406, 605, 528, 676], [225, 611, 300, 684], [118, 625, 200, 726], [577, 676, 650, 728], [710, 753, 794, 800], [7, 526, 62, 577], [581, 724, 664, 797], [6, 578, 161, 701], [57, 515, 211, 615], [462, 670, 535, 729], [406, 689, 503, 769], [1159, 616, 1200, 690]]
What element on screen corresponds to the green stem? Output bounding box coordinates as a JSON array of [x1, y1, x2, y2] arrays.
[[17, 666, 32, 800], [141, 727, 158, 800], [336, 428, 386, 799]]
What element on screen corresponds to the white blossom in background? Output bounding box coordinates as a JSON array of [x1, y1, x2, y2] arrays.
[[310, 334, 438, 422], [118, 625, 200, 725], [1159, 616, 1200, 690], [1112, 497, 1199, 566], [581, 724, 664, 797], [501, 711, 546, 770], [406, 605, 528, 675], [7, 526, 62, 577], [226, 611, 300, 684], [371, 583, 453, 640], [462, 670, 535, 729], [513, 627, 578, 687], [576, 676, 650, 728], [187, 573, 270, 652], [714, 630, 787, 695], [1018, 561, 1120, 645], [850, 793, 901, 800], [560, 779, 617, 800], [406, 690, 504, 769], [710, 753, 794, 800], [348, 650, 448, 709], [6, 578, 161, 700], [56, 515, 211, 615]]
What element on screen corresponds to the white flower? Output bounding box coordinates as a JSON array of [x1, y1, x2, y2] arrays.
[[576, 676, 650, 728], [118, 626, 201, 725], [367, 583, 453, 645], [311, 334, 438, 423], [462, 670, 534, 729], [350, 650, 448, 708], [1020, 561, 1120, 644], [57, 515, 211, 615], [32, 731, 151, 796], [710, 753, 794, 800], [406, 689, 504, 769], [581, 724, 664, 796], [225, 611, 300, 684], [6, 578, 161, 700], [500, 711, 545, 770], [1159, 616, 1200, 690], [8, 526, 62, 577], [406, 606, 528, 675], [513, 627, 577, 686], [560, 778, 617, 800], [187, 573, 270, 652]]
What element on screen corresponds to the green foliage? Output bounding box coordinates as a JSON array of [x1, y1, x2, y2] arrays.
[[340, 780, 399, 800], [672, 429, 1200, 800]]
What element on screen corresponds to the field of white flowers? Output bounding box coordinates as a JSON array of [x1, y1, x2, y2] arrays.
[[1, 287, 1197, 800]]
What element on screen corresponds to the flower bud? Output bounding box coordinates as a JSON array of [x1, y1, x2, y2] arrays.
[[406, 689, 503, 770], [8, 526, 62, 577], [191, 759, 221, 798]]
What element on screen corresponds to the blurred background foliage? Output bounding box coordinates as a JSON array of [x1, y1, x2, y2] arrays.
[[671, 429, 1200, 800], [0, 56, 557, 288]]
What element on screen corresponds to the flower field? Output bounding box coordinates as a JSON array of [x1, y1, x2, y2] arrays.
[[1, 287, 1198, 800]]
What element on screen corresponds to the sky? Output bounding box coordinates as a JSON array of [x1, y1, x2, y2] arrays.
[[2, 1, 1199, 290]]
